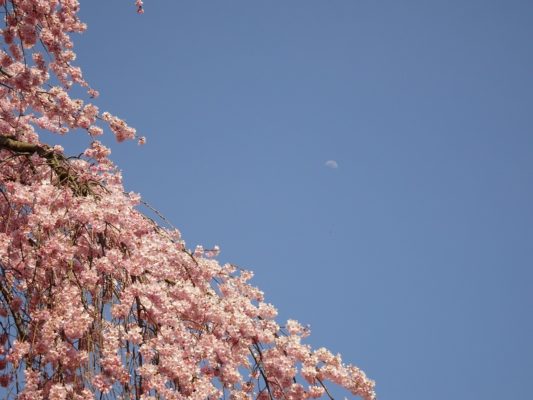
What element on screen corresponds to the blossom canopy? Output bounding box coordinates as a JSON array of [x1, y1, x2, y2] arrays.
[[0, 1, 375, 399]]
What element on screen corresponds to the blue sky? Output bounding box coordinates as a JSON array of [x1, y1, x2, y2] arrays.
[[56, 1, 533, 399]]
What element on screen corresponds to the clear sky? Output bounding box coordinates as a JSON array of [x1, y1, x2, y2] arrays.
[[56, 1, 533, 399]]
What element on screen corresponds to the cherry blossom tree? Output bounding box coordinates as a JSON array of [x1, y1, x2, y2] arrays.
[[0, 1, 375, 399]]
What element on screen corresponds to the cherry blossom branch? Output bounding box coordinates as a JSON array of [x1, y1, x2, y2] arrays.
[[0, 275, 25, 340], [0, 135, 97, 196], [0, 2, 376, 398]]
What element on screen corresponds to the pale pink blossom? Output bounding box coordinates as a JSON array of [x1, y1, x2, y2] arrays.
[[0, 1, 375, 399]]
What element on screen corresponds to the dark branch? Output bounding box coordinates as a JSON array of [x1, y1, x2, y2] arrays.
[[0, 135, 96, 196]]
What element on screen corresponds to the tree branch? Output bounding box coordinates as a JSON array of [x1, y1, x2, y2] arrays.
[[0, 135, 95, 196]]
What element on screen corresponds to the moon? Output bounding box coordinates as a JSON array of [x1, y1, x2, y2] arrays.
[[325, 160, 338, 169]]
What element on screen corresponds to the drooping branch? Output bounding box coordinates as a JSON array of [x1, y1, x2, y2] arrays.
[[0, 135, 96, 196], [0, 274, 26, 341], [0, 0, 377, 396]]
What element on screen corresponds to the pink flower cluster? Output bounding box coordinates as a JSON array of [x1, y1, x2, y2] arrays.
[[136, 0, 144, 14], [0, 154, 376, 399], [0, 1, 375, 399], [101, 112, 137, 142], [0, 0, 141, 142]]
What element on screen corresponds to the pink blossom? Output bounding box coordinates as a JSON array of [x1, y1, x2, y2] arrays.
[[136, 0, 144, 13], [0, 1, 375, 399]]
